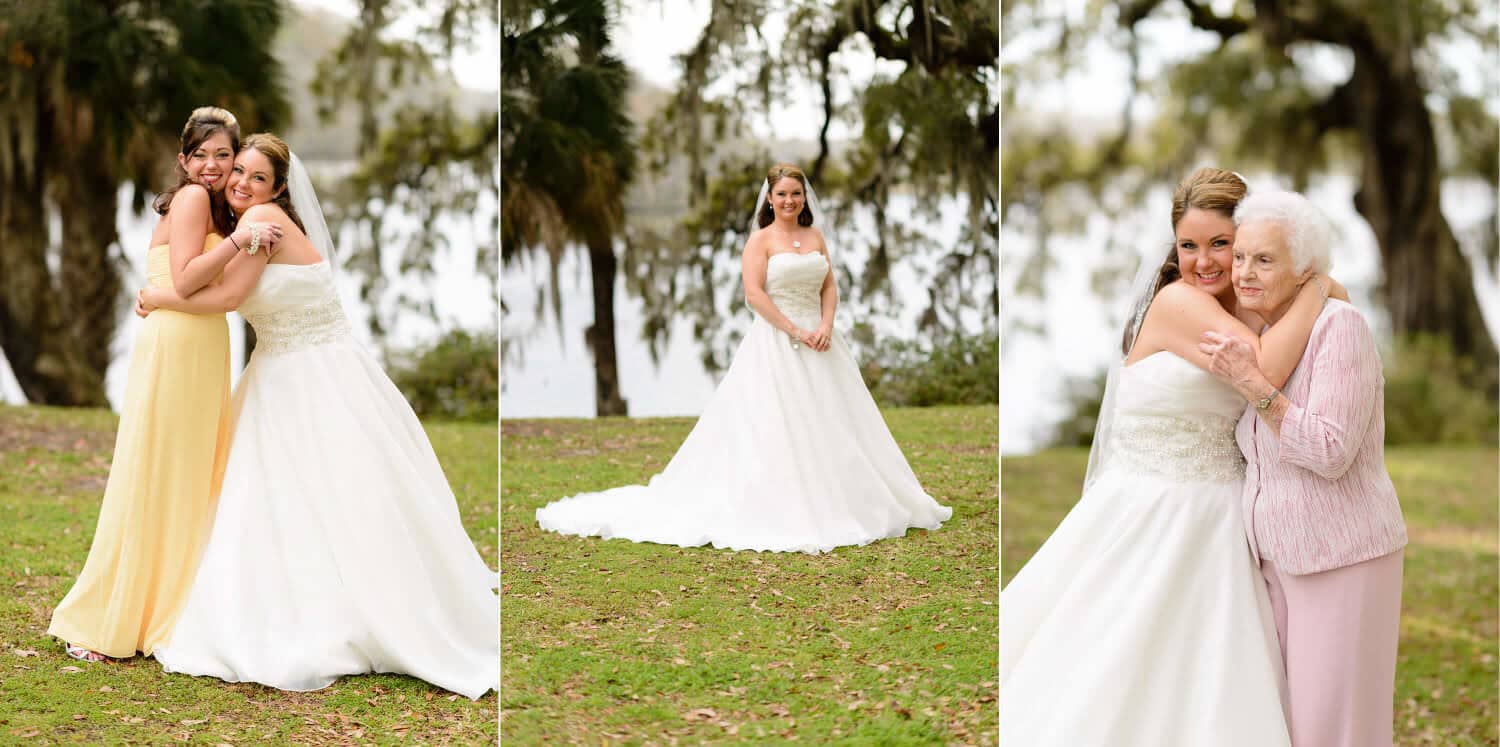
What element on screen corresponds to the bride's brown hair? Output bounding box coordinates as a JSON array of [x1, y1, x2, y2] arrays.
[[757, 163, 815, 228], [239, 133, 306, 233], [1121, 167, 1248, 354]]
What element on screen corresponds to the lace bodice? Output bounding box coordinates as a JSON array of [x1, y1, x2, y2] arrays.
[[765, 252, 828, 325], [238, 262, 352, 355], [1108, 352, 1247, 483]]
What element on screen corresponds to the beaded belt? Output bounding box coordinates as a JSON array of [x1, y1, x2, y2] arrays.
[[244, 296, 351, 355]]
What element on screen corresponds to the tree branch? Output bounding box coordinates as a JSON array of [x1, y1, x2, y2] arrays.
[[1178, 0, 1250, 38]]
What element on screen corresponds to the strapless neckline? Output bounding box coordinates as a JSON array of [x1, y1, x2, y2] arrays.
[[149, 232, 223, 252], [768, 251, 823, 261]]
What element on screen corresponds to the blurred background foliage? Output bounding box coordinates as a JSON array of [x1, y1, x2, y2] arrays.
[[503, 0, 999, 416], [1003, 0, 1498, 449]]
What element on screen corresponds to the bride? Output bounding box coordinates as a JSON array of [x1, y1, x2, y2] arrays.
[[135, 133, 497, 699], [999, 168, 1342, 744], [535, 163, 951, 553]]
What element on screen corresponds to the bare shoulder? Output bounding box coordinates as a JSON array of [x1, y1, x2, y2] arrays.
[[742, 229, 769, 258], [241, 202, 288, 225], [806, 225, 829, 253], [1152, 280, 1210, 307], [170, 183, 210, 209]]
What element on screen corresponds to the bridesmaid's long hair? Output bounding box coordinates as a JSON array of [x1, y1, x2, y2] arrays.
[[239, 133, 306, 233], [1121, 167, 1248, 354], [152, 106, 240, 236], [757, 163, 815, 228]]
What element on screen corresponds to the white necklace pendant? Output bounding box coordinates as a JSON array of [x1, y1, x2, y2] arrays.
[[792, 240, 801, 249]]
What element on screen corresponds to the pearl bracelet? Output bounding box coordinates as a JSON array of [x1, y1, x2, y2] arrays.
[[247, 223, 261, 255]]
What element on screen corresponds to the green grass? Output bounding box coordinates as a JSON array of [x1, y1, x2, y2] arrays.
[[1002, 446, 1499, 746], [501, 405, 999, 745], [0, 404, 498, 745]]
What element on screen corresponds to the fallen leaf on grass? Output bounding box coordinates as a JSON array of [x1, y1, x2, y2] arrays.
[[72, 714, 86, 720], [933, 642, 947, 652], [98, 686, 114, 692], [59, 665, 83, 673], [684, 708, 717, 721], [11, 649, 38, 658], [181, 719, 208, 726]]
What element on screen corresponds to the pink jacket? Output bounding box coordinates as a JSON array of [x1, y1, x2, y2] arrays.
[[1237, 300, 1407, 575]]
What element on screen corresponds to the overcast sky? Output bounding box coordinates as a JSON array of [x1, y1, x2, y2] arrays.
[[297, 0, 498, 91]]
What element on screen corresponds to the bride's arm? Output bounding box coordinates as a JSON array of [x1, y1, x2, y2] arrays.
[[741, 236, 806, 338], [1146, 278, 1325, 388], [814, 228, 837, 337], [141, 249, 272, 314], [166, 186, 270, 297], [144, 204, 289, 314]]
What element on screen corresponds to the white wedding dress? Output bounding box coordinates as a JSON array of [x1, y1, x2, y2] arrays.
[[153, 262, 498, 699], [536, 251, 952, 553], [1000, 352, 1289, 745]]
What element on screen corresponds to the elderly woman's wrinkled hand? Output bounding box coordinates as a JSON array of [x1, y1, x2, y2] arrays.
[[1199, 331, 1259, 383]]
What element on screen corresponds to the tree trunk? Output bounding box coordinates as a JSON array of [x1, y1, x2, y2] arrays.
[[54, 144, 121, 406], [1346, 44, 1498, 379], [0, 115, 100, 405], [586, 236, 628, 416]]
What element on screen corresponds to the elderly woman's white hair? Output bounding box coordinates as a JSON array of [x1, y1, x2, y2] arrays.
[[1233, 190, 1334, 274]]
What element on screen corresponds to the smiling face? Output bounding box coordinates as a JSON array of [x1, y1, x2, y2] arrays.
[[1173, 207, 1236, 300], [225, 147, 280, 213], [177, 131, 234, 193], [768, 176, 805, 223], [1233, 220, 1306, 323]]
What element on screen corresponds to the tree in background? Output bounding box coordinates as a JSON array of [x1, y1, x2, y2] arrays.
[[630, 0, 998, 372], [310, 0, 499, 349], [1002, 0, 1498, 382], [501, 0, 636, 416], [0, 0, 288, 406]]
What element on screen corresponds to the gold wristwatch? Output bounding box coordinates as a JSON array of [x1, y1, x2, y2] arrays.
[[1255, 388, 1280, 411]]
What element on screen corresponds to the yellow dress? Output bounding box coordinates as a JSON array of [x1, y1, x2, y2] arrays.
[[47, 235, 232, 657]]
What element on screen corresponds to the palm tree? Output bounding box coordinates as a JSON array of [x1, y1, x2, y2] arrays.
[[0, 0, 289, 405], [502, 0, 636, 416]]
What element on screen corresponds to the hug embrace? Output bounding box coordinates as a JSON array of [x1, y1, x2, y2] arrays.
[[45, 107, 498, 699], [1001, 168, 1407, 746]]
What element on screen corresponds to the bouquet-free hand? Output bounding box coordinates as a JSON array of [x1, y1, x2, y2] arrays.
[[806, 324, 832, 352], [1198, 330, 1260, 384]]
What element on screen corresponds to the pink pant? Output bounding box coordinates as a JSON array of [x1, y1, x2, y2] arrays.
[[1261, 550, 1403, 747]]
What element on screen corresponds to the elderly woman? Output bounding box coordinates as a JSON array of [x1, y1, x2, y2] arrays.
[[1201, 190, 1407, 747]]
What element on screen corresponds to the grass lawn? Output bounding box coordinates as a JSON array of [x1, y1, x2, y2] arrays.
[[0, 404, 498, 745], [1001, 446, 1499, 746], [501, 405, 999, 745]]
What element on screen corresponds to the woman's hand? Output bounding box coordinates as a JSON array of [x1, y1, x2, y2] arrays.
[[1199, 330, 1265, 390], [808, 323, 833, 352], [233, 221, 284, 255], [134, 288, 158, 318]]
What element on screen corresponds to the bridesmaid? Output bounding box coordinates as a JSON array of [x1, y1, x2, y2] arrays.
[[47, 107, 280, 661]]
